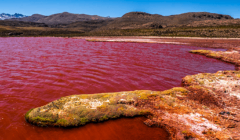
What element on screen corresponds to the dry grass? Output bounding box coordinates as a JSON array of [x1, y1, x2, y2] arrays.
[[0, 23, 240, 37], [189, 50, 240, 67]]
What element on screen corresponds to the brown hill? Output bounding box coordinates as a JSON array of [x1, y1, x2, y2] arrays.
[[8, 12, 111, 25], [37, 12, 111, 25], [95, 12, 234, 30], [50, 19, 114, 32], [9, 14, 46, 22]]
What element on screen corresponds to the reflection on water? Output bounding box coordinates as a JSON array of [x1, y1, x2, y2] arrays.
[[0, 37, 235, 140]]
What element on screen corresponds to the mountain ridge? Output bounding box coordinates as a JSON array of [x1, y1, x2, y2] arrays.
[[9, 12, 112, 25], [8, 11, 234, 27], [0, 13, 27, 20], [1, 11, 239, 37], [96, 12, 234, 30]]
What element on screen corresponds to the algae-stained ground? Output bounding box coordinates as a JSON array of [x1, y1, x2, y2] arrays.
[[25, 90, 154, 127], [181, 70, 240, 139], [145, 70, 240, 139]]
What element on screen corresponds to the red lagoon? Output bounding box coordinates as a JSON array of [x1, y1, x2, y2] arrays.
[[0, 37, 235, 140]]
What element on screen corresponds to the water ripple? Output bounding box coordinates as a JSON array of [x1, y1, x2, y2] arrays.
[[0, 37, 235, 140]]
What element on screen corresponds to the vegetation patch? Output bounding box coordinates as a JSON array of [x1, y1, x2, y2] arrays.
[[25, 90, 156, 127], [189, 49, 240, 67]]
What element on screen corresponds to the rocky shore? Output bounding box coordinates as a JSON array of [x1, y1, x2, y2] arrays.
[[25, 41, 240, 139], [25, 70, 240, 139]]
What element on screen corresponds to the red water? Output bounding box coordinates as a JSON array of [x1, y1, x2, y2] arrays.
[[0, 37, 235, 140]]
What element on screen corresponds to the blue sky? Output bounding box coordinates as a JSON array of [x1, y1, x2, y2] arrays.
[[1, 0, 240, 18]]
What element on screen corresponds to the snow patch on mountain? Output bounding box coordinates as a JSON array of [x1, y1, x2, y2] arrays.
[[0, 13, 27, 20]]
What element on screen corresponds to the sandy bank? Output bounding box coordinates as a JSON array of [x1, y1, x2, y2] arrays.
[[75, 36, 240, 51]]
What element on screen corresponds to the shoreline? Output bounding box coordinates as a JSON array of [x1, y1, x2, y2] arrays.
[[75, 36, 240, 51], [26, 70, 240, 139], [76, 36, 240, 40], [25, 37, 240, 139]]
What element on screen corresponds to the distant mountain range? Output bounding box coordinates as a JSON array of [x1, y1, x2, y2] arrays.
[[0, 13, 27, 20], [5, 11, 234, 30], [9, 12, 112, 25], [0, 11, 240, 37], [95, 12, 234, 30], [1, 11, 240, 36]]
